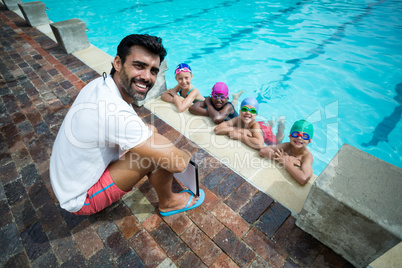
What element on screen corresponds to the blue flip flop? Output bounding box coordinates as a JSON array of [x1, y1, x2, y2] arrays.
[[160, 189, 205, 217]]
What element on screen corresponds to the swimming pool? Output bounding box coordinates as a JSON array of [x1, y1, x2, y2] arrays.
[[29, 0, 402, 175]]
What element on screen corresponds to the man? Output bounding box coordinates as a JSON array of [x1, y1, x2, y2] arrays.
[[50, 34, 204, 216]]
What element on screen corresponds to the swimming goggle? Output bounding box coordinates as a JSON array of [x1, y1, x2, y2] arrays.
[[175, 67, 191, 74], [240, 106, 258, 115], [211, 94, 228, 100], [289, 131, 310, 140]]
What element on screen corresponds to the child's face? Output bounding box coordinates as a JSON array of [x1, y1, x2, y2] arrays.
[[211, 93, 228, 109], [240, 105, 257, 124], [175, 72, 193, 90], [289, 131, 310, 148]]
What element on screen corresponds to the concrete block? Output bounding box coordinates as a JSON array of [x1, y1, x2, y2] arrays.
[[18, 1, 50, 27], [3, 0, 22, 10], [133, 59, 167, 107], [50, 18, 90, 54], [296, 144, 402, 267]]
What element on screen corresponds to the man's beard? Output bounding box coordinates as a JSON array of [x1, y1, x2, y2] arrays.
[[119, 68, 153, 101]]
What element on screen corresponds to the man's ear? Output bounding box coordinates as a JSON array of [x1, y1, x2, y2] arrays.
[[113, 56, 122, 72]]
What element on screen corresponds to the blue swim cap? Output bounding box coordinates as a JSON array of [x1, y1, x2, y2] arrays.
[[175, 63, 192, 74], [240, 97, 259, 112]]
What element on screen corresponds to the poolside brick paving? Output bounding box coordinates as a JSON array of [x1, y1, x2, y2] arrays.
[[0, 5, 353, 267]]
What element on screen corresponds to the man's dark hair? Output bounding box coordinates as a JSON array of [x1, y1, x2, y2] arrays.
[[110, 34, 167, 76]]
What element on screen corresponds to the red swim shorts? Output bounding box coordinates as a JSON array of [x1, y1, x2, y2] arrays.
[[72, 167, 130, 215], [258, 121, 278, 145]]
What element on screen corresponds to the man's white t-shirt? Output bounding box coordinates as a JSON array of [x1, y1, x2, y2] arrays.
[[49, 76, 152, 212]]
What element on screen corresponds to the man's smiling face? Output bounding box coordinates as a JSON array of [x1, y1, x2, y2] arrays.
[[114, 45, 160, 103]]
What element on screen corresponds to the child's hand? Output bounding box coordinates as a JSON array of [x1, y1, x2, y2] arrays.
[[228, 131, 242, 140], [205, 97, 212, 105], [288, 156, 301, 167], [237, 128, 252, 137], [273, 149, 290, 166]]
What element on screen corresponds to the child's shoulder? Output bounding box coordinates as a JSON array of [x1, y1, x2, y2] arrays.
[[298, 148, 313, 163], [170, 84, 180, 91], [303, 147, 313, 157], [191, 86, 202, 94], [223, 101, 235, 108], [250, 120, 262, 129], [278, 142, 291, 149]]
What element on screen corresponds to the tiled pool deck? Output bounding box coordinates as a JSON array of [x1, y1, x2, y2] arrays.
[[0, 6, 368, 267]]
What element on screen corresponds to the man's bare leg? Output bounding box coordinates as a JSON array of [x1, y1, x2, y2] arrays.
[[108, 151, 197, 212]]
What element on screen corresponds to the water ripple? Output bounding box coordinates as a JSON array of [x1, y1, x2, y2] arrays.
[[111, 0, 175, 15], [257, 0, 387, 103], [282, 0, 387, 82], [137, 0, 242, 34], [186, 0, 309, 63]]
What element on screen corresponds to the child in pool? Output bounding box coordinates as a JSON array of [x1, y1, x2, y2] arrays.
[[214, 97, 284, 149], [161, 63, 204, 113], [189, 82, 239, 124], [259, 119, 314, 186]]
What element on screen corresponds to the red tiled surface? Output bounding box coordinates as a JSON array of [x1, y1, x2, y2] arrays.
[[244, 227, 287, 267], [181, 224, 223, 266], [72, 220, 104, 259], [187, 205, 224, 239], [210, 253, 240, 268], [213, 228, 256, 267], [128, 229, 167, 267], [211, 202, 250, 238], [0, 6, 353, 267]]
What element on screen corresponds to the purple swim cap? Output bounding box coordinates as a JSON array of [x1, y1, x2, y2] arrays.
[[211, 82, 229, 97], [240, 97, 259, 112]]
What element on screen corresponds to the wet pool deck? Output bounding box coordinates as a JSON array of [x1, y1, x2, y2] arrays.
[[0, 6, 362, 267]]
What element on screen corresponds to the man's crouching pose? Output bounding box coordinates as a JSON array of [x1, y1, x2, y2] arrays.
[[50, 34, 204, 216]]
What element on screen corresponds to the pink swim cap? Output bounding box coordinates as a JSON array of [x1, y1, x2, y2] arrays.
[[211, 82, 229, 97]]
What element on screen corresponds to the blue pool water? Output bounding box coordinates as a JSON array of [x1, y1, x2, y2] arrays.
[[29, 0, 402, 175]]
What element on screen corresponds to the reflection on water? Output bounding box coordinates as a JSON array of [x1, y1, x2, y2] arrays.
[[362, 83, 402, 147]]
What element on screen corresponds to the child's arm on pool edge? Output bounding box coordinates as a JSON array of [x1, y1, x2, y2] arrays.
[[270, 148, 313, 186], [214, 118, 236, 135], [189, 100, 208, 116], [283, 153, 313, 185], [205, 97, 234, 124], [233, 122, 264, 149], [215, 120, 264, 149], [174, 87, 202, 113], [161, 85, 180, 103], [259, 143, 288, 159]]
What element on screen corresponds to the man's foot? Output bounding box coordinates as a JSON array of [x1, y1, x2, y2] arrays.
[[159, 190, 205, 217]]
